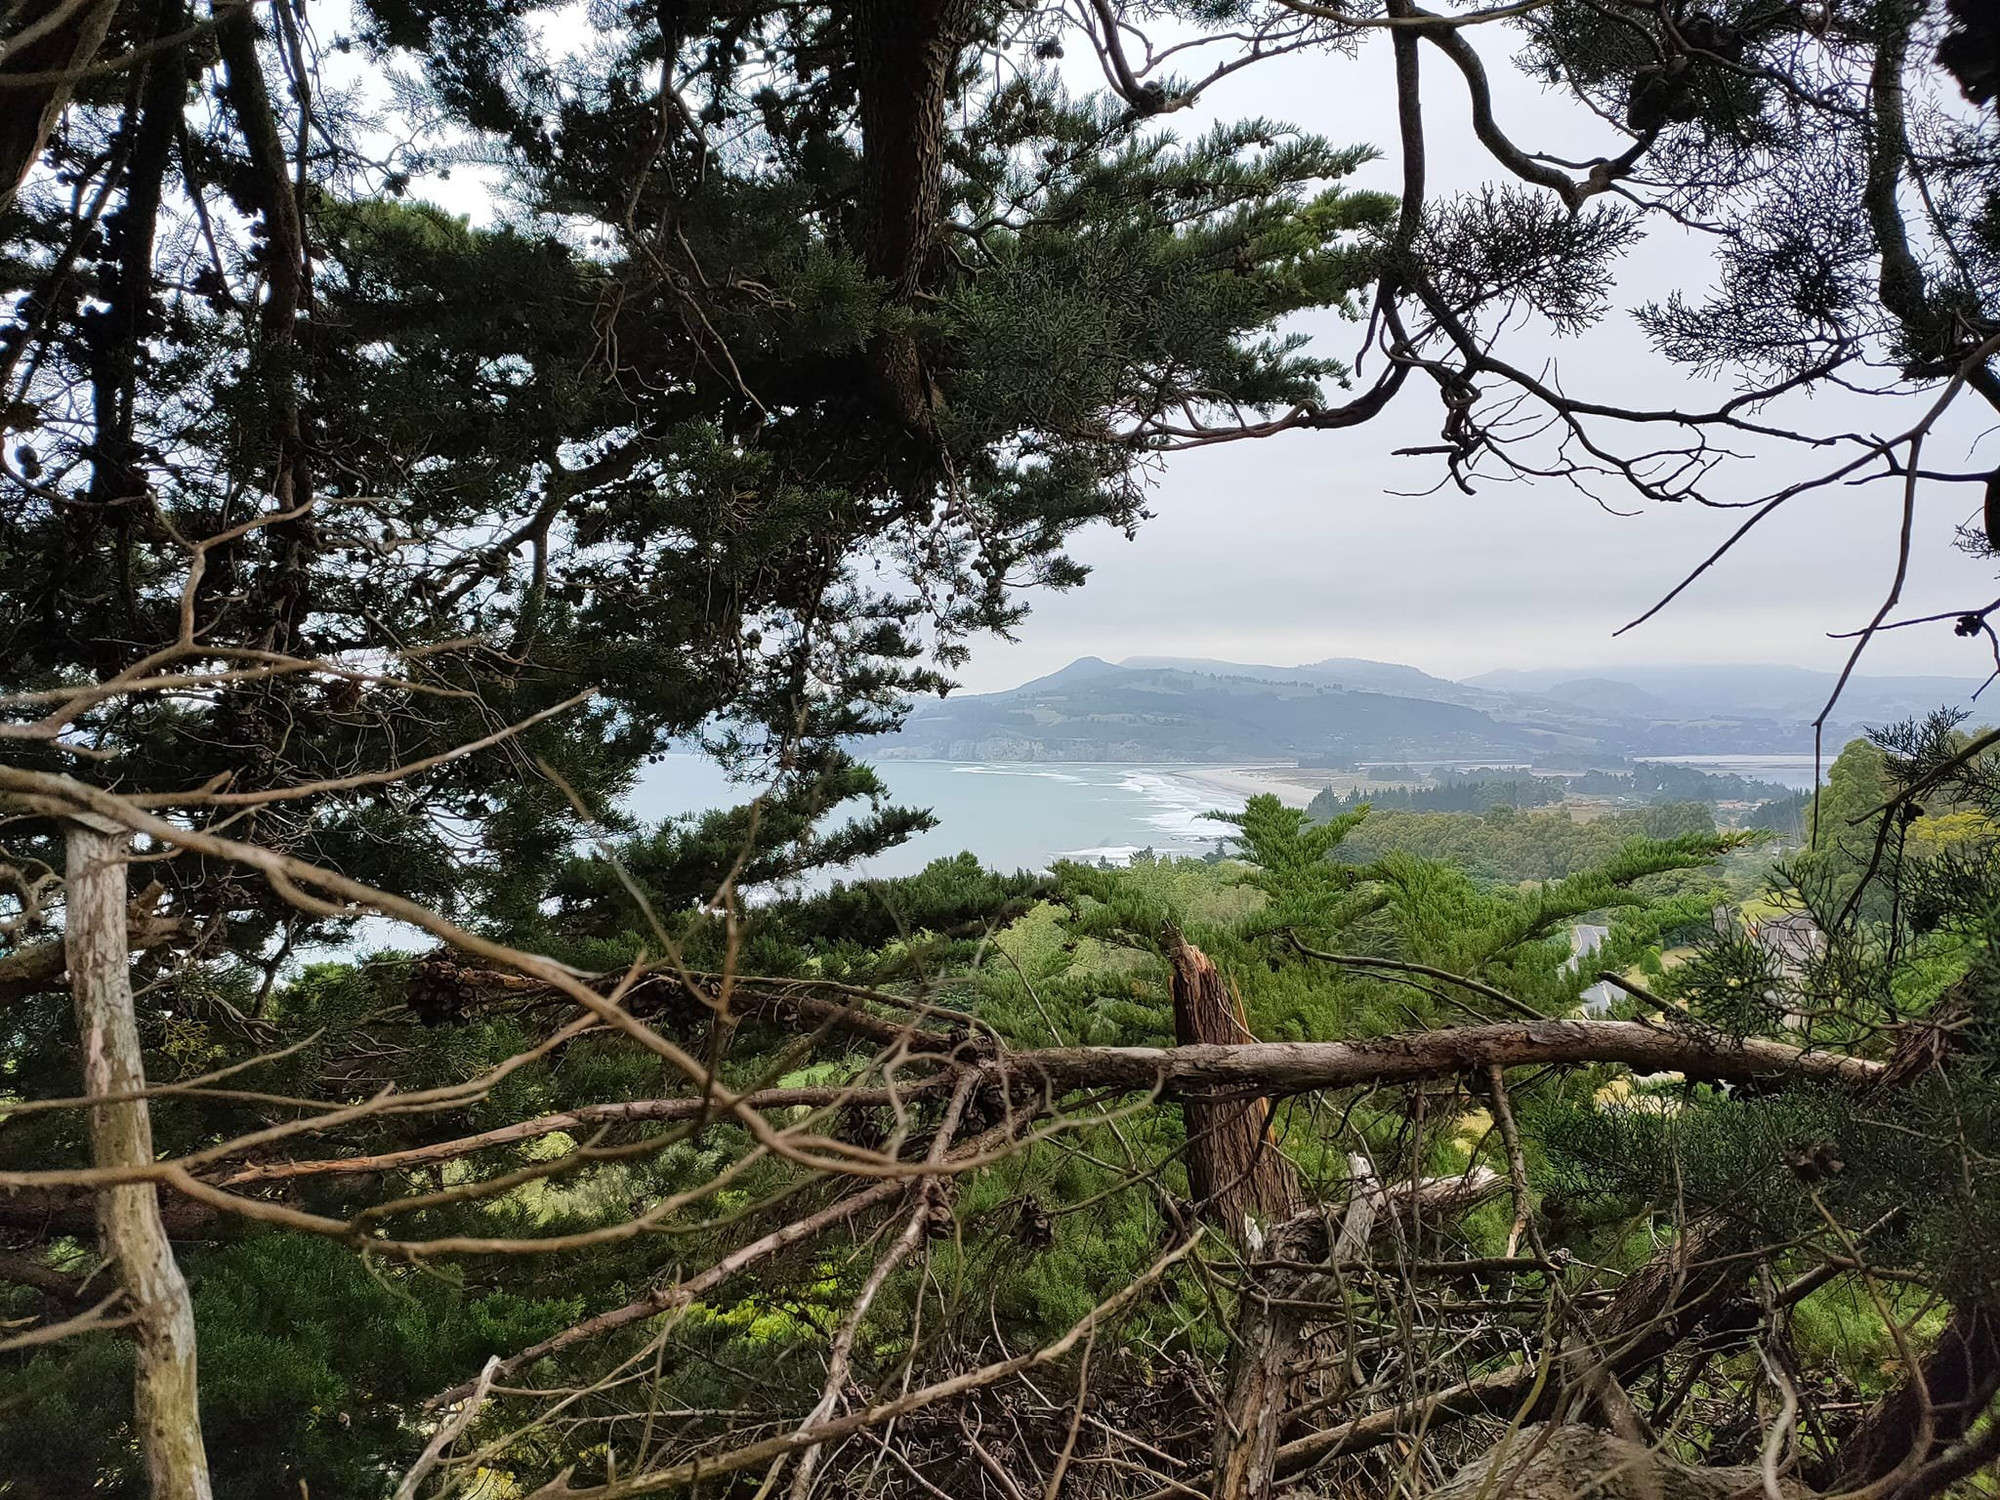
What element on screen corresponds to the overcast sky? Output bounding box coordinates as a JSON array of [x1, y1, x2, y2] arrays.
[[943, 28, 2000, 693]]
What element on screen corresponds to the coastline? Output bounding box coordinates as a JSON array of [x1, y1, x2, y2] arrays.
[[1168, 764, 1332, 810]]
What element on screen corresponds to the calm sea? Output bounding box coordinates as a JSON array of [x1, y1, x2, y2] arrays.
[[625, 751, 1828, 889], [318, 752, 1819, 956], [629, 756, 1239, 880]]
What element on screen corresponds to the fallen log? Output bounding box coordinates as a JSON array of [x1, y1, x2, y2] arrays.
[[1825, 1302, 2000, 1491], [1433, 1423, 1812, 1500], [150, 1021, 1876, 1199], [993, 1020, 1882, 1101], [421, 958, 1884, 1098], [1270, 1213, 1760, 1480]]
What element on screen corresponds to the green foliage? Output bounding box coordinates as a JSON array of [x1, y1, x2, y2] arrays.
[[10, 725, 1988, 1494], [3, 0, 1391, 983], [1214, 796, 1378, 942], [945, 101, 1392, 451], [1314, 775, 1568, 815], [0, 1235, 581, 1499], [1564, 764, 1799, 804], [1659, 929, 1786, 1037], [1792, 739, 1895, 897], [750, 853, 1050, 978], [3, 0, 1994, 1477], [1328, 801, 1725, 886], [1746, 792, 1811, 837], [1527, 721, 2000, 1390], [1310, 765, 1805, 824]]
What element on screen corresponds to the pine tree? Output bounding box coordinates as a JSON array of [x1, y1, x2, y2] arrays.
[[0, 5, 1390, 1492]]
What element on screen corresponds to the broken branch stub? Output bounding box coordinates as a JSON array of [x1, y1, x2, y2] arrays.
[[1167, 929, 1299, 1242]]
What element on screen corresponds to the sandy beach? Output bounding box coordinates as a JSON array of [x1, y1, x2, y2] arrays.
[[1173, 764, 1338, 810]]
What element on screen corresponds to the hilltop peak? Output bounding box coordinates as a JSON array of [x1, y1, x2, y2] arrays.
[[1007, 656, 1127, 694]]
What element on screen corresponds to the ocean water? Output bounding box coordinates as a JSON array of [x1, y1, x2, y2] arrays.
[[304, 761, 1234, 968], [624, 750, 1828, 890], [628, 756, 1239, 881]]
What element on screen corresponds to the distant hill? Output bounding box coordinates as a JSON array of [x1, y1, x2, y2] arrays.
[[877, 655, 1989, 764], [1009, 656, 1126, 692], [887, 662, 1542, 762], [1540, 677, 1679, 718], [1119, 655, 1494, 706], [1465, 664, 1984, 725]]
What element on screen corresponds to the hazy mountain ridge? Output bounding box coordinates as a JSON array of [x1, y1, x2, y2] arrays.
[[877, 656, 1987, 763], [1465, 664, 1984, 724], [890, 664, 1538, 763], [1118, 655, 1497, 707]]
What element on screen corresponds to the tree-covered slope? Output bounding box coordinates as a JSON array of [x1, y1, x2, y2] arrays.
[[886, 661, 1546, 760], [885, 658, 1994, 763]]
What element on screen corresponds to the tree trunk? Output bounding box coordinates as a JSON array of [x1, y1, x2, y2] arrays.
[[0, 0, 120, 215], [1213, 1159, 1375, 1500], [65, 819, 212, 1500], [1536, 1210, 1739, 1427], [852, 0, 970, 299], [88, 0, 187, 510], [1213, 1227, 1318, 1500], [852, 0, 972, 436], [1214, 1162, 1504, 1500], [216, 0, 316, 659], [1163, 928, 1300, 1500], [1166, 929, 1299, 1241], [1827, 1302, 2000, 1490]]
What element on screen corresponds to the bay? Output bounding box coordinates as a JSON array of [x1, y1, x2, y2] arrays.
[[627, 749, 1829, 891], [629, 755, 1240, 881]]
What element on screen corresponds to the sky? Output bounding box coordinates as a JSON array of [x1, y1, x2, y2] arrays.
[[938, 25, 2000, 693], [407, 12, 2000, 697]]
